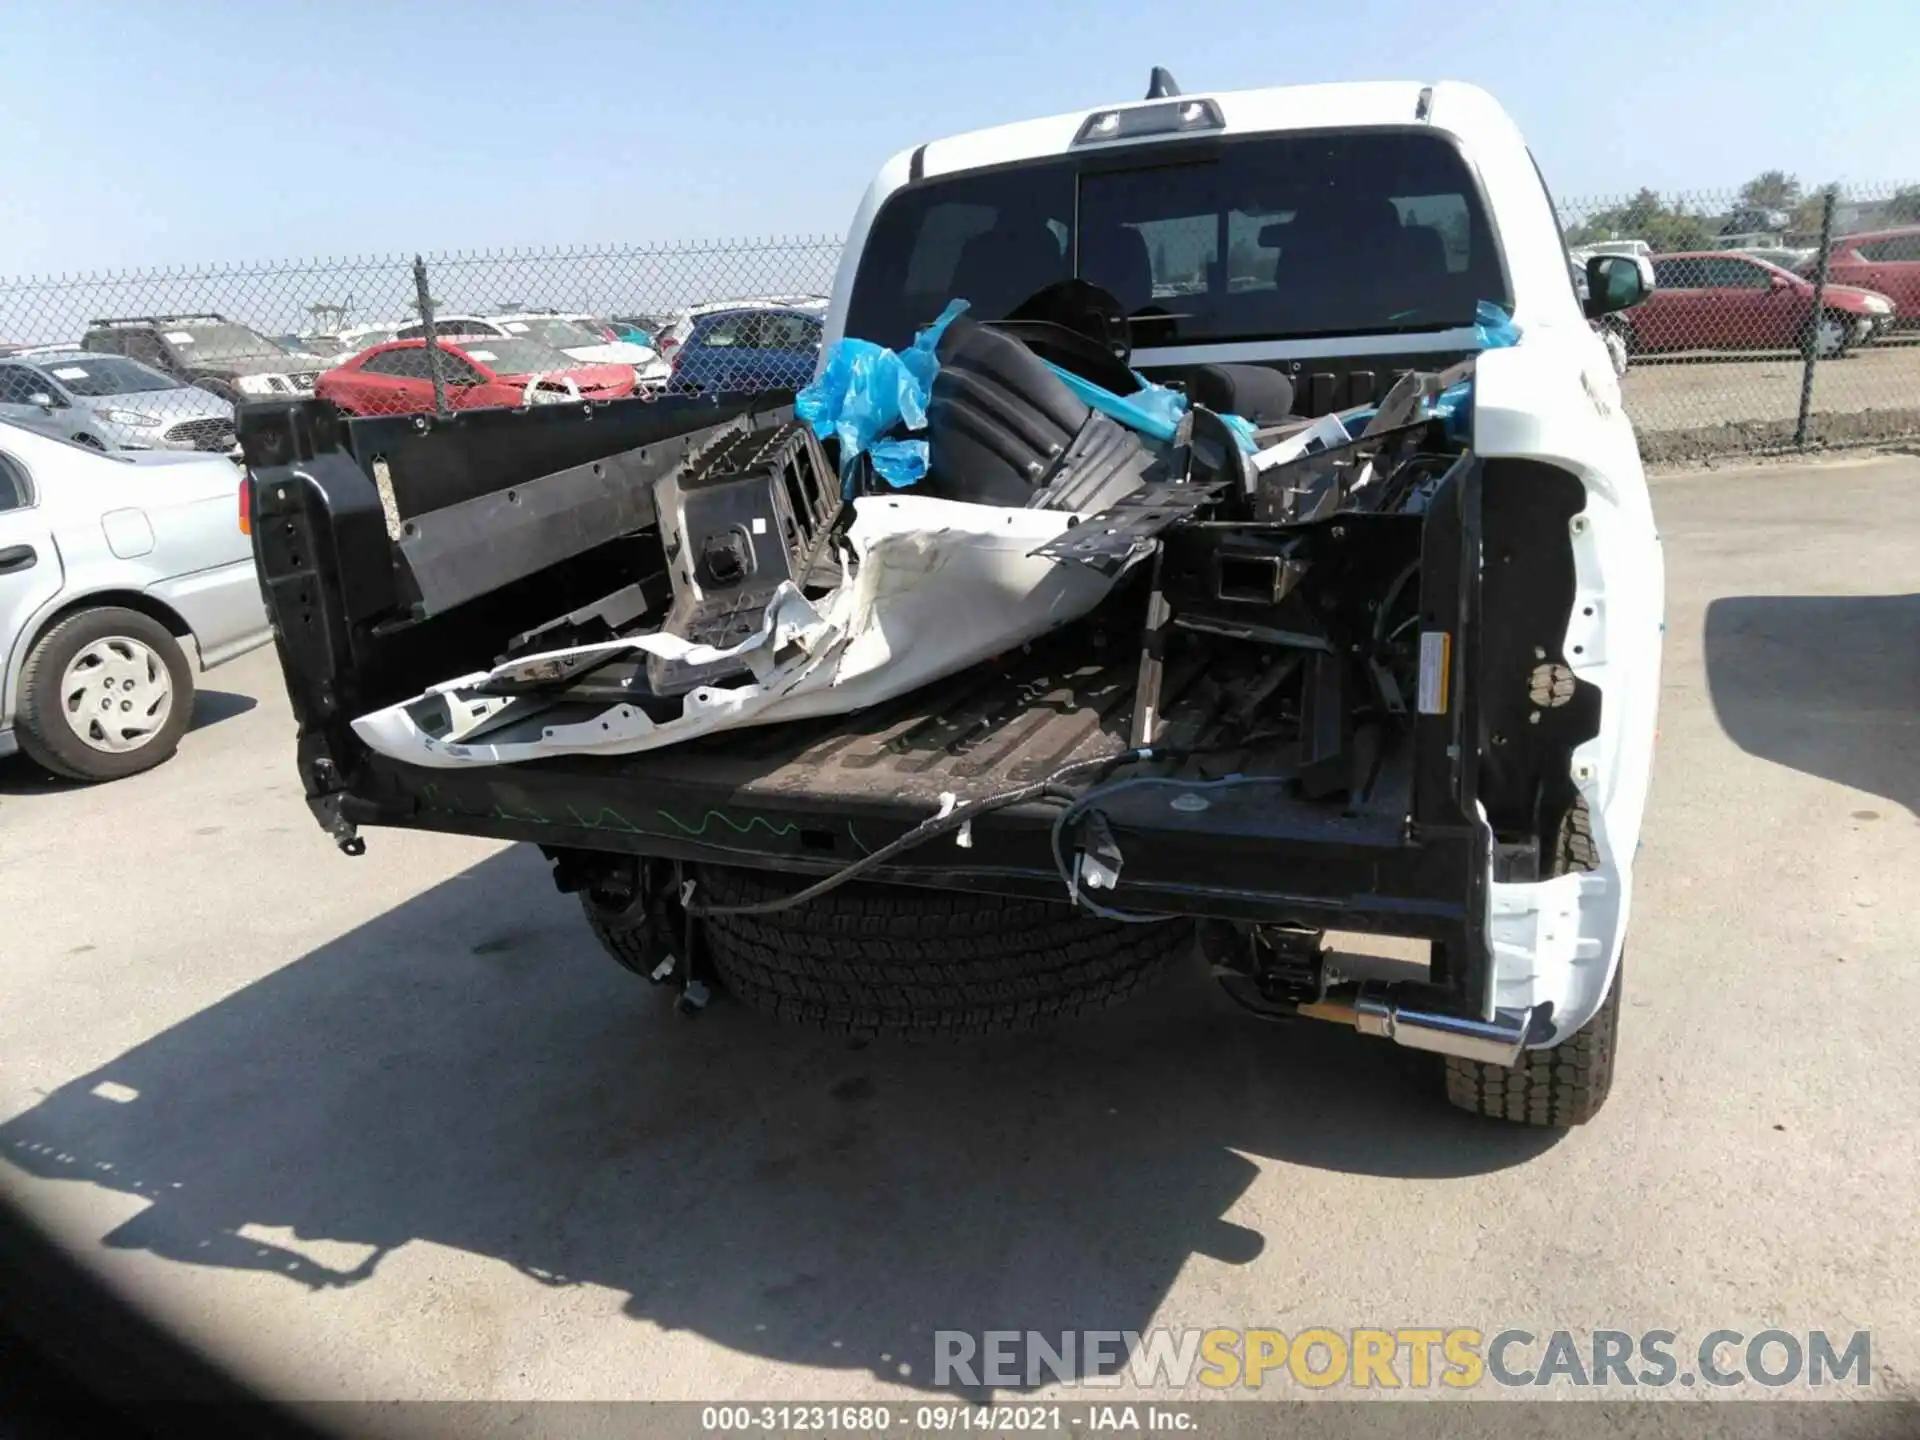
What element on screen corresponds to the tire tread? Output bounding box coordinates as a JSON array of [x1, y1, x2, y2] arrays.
[[677, 866, 1194, 1036]]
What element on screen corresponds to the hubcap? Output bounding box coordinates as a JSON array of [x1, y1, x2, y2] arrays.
[[59, 637, 172, 754], [1818, 315, 1845, 356]]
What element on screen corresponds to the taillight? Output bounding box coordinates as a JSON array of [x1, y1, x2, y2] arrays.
[[238, 475, 252, 536]]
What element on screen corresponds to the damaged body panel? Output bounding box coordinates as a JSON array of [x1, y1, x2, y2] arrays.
[[352, 489, 1120, 765]]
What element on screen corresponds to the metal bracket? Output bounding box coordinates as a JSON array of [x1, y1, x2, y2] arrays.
[[1075, 811, 1126, 894], [307, 788, 364, 856], [1028, 480, 1226, 576], [1130, 545, 1169, 747]]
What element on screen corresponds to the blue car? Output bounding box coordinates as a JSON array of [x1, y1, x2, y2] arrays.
[[667, 306, 822, 395]]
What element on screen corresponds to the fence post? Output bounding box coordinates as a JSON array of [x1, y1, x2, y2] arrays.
[[1794, 186, 1839, 449], [412, 254, 448, 418]]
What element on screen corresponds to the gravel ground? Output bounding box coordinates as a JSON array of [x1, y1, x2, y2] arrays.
[[1626, 340, 1920, 459]]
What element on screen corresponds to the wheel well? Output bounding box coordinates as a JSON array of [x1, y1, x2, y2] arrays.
[[19, 591, 194, 677], [6, 591, 194, 716]]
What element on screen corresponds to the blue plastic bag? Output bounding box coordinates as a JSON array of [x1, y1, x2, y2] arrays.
[[1042, 362, 1263, 452], [1219, 412, 1259, 453], [796, 299, 968, 489], [1041, 362, 1188, 443], [1472, 299, 1520, 350]]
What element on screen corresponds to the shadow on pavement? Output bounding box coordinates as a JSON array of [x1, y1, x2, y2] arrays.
[[188, 688, 258, 733], [0, 846, 1556, 1393], [1704, 593, 1920, 814], [0, 689, 259, 794], [0, 756, 67, 796]]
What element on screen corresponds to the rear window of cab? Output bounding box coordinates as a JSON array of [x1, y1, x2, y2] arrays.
[[845, 129, 1508, 351]]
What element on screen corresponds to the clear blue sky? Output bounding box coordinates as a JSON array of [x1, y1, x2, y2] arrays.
[[2, 0, 1913, 276]]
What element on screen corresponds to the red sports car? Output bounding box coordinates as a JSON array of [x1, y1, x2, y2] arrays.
[[316, 336, 637, 415]]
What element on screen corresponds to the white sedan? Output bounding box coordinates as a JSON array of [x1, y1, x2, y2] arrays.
[[0, 420, 270, 782]]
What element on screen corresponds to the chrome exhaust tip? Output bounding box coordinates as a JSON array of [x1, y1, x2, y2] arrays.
[[1299, 990, 1537, 1066]]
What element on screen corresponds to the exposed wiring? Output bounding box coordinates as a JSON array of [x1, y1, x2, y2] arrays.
[[1047, 773, 1289, 923], [1373, 560, 1422, 649], [679, 748, 1180, 918], [680, 742, 1299, 923]]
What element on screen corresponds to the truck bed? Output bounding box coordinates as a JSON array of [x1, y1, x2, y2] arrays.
[[238, 387, 1592, 1009], [527, 630, 1245, 806], [339, 600, 1439, 942]]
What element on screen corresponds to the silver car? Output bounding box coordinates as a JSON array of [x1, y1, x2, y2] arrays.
[[0, 419, 270, 781], [0, 351, 237, 454]]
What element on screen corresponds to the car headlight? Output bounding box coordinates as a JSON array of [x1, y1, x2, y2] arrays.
[[95, 408, 163, 427], [234, 374, 277, 395], [1867, 297, 1892, 314]]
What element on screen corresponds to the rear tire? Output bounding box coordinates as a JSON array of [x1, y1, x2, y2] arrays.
[[692, 865, 1195, 1036], [1442, 798, 1622, 1127], [14, 607, 195, 783]]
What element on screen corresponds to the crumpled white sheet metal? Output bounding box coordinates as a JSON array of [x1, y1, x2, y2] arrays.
[[351, 493, 1123, 768]]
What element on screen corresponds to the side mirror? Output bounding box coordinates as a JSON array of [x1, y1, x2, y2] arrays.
[[1584, 254, 1654, 318], [28, 392, 58, 411]]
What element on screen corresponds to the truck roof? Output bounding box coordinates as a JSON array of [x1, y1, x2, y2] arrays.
[[907, 80, 1514, 180], [824, 77, 1576, 362]]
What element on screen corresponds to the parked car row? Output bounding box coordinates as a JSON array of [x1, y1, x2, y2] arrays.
[[1, 294, 833, 434], [1570, 225, 1920, 358], [0, 349, 240, 454]]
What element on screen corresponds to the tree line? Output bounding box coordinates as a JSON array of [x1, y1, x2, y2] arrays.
[[1564, 172, 1920, 252]]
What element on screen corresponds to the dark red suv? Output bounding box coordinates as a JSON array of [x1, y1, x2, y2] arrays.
[[1818, 228, 1920, 327]]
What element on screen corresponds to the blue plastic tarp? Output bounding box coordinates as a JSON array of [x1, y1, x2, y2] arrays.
[[867, 437, 929, 489], [1474, 299, 1520, 353], [799, 297, 1269, 493], [1042, 361, 1184, 443], [1472, 298, 1521, 350], [1039, 363, 1259, 453], [796, 299, 968, 490]]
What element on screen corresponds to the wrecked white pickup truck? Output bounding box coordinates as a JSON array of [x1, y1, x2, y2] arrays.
[[241, 75, 1663, 1126]]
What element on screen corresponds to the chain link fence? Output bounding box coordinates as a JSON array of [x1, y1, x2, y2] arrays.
[[0, 238, 842, 441], [2, 180, 1918, 462], [1556, 179, 1920, 462]]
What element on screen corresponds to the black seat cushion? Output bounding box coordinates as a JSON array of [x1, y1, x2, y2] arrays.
[[1184, 364, 1296, 425], [1079, 223, 1155, 316], [921, 314, 1092, 507]]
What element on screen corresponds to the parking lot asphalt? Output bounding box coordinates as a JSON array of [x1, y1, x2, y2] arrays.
[[1, 455, 1917, 1411]]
